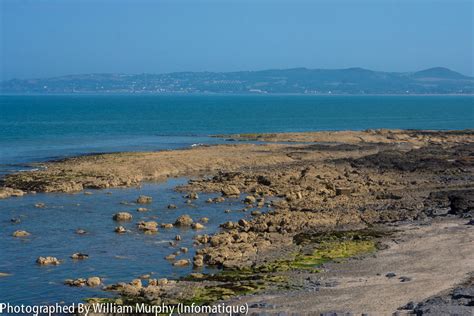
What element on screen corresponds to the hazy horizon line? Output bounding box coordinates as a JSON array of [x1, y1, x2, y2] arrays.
[[2, 65, 472, 82]]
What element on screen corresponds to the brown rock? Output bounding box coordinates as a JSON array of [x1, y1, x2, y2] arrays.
[[114, 226, 127, 233], [221, 185, 240, 197], [173, 259, 190, 267], [12, 230, 30, 237], [136, 195, 152, 204], [36, 256, 60, 265], [192, 222, 205, 230], [175, 214, 193, 226], [86, 277, 101, 287], [71, 253, 89, 260], [113, 212, 133, 221]]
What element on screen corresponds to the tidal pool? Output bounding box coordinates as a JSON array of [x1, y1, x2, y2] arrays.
[[0, 178, 260, 305]]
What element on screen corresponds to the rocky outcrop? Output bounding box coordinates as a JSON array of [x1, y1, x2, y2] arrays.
[[0, 187, 25, 199]]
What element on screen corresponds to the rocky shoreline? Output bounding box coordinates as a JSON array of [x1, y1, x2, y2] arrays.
[[2, 129, 473, 314]]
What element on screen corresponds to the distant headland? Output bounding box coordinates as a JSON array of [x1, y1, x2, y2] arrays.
[[1, 67, 473, 95]]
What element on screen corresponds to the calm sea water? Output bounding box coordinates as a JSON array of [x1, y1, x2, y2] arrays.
[[0, 94, 472, 174], [0, 94, 473, 306]]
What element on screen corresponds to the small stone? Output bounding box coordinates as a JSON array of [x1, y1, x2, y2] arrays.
[[84, 191, 93, 195], [12, 230, 30, 237], [167, 204, 177, 209], [175, 235, 181, 241], [71, 253, 89, 260], [157, 278, 168, 285], [137, 207, 148, 212], [137, 221, 158, 232], [189, 273, 204, 279], [173, 259, 190, 267], [192, 222, 205, 230], [139, 274, 151, 279], [200, 217, 209, 223], [35, 203, 45, 208], [251, 210, 261, 216], [399, 276, 412, 282], [165, 254, 176, 260], [185, 192, 199, 200], [11, 217, 21, 224], [75, 229, 87, 235], [224, 209, 231, 213], [244, 196, 256, 204], [161, 223, 174, 229], [136, 195, 152, 204], [114, 226, 127, 233], [385, 272, 397, 278], [130, 279, 142, 288], [180, 247, 188, 253], [113, 212, 133, 221], [36, 256, 60, 265], [86, 277, 101, 287], [175, 214, 193, 226]]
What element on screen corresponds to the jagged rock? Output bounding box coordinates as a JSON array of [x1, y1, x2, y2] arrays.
[[113, 212, 133, 221]]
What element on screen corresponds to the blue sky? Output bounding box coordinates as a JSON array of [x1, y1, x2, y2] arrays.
[[0, 0, 472, 80]]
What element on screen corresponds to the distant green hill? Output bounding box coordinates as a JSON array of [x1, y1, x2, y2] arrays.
[[1, 67, 473, 94]]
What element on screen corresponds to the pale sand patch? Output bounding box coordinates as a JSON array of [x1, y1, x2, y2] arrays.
[[231, 218, 474, 315]]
